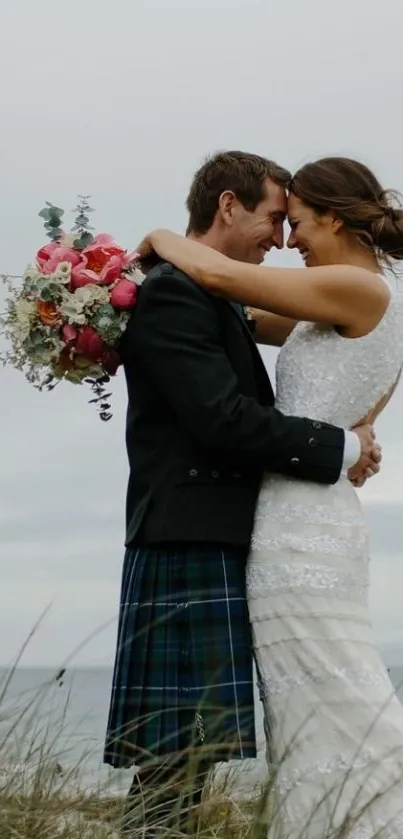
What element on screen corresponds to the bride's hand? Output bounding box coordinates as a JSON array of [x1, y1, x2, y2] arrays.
[[135, 229, 193, 274], [135, 229, 224, 291], [135, 232, 161, 273]]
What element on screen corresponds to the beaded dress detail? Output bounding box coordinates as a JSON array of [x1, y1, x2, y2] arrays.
[[247, 288, 403, 838]]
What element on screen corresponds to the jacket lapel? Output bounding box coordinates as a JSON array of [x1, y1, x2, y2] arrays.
[[227, 301, 275, 405]]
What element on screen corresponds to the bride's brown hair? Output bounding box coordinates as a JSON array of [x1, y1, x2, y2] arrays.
[[289, 157, 403, 262]]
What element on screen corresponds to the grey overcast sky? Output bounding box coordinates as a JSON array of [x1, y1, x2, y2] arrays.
[[0, 0, 402, 667]]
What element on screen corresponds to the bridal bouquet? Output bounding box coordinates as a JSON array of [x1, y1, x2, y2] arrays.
[[0, 198, 142, 419]]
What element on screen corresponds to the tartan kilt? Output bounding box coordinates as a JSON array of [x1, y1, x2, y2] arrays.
[[104, 543, 256, 768]]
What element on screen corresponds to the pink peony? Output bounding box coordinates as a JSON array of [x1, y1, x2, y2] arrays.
[[61, 324, 78, 345], [110, 278, 137, 310], [70, 266, 102, 289], [99, 253, 125, 285], [37, 242, 59, 265], [81, 235, 137, 285], [87, 233, 117, 248], [75, 326, 106, 361], [83, 236, 125, 272], [37, 244, 84, 275]]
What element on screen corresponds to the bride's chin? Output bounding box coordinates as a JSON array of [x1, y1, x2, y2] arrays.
[[304, 255, 316, 268]]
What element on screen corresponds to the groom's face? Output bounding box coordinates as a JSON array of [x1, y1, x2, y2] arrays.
[[226, 177, 287, 264]]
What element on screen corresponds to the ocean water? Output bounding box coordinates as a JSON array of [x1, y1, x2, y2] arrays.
[[0, 666, 402, 797]]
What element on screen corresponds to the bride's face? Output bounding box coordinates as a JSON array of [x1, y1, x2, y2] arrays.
[[286, 193, 338, 267]]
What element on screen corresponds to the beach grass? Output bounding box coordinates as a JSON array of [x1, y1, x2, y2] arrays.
[[1, 658, 401, 838], [0, 788, 271, 838], [0, 762, 270, 839], [0, 661, 273, 838]]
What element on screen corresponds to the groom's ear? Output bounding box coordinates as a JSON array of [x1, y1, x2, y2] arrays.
[[218, 190, 238, 226]]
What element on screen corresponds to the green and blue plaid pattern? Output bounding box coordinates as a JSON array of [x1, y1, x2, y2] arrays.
[[104, 544, 256, 768]]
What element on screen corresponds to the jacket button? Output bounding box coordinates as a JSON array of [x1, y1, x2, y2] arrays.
[[211, 470, 220, 478], [290, 457, 300, 465], [312, 421, 322, 429], [189, 468, 198, 477], [308, 437, 318, 447]]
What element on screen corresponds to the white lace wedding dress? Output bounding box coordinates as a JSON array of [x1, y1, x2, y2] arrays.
[[247, 286, 403, 838]]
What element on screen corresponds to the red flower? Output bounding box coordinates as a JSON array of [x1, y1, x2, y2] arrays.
[[110, 278, 138, 310], [75, 326, 106, 361], [61, 324, 78, 345]]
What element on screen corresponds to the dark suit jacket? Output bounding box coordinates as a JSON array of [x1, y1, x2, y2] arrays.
[[120, 262, 344, 547]]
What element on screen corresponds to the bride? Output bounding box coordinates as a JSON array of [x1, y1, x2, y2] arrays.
[[137, 157, 403, 838]]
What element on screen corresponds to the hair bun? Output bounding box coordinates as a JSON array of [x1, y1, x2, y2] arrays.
[[372, 206, 403, 260]]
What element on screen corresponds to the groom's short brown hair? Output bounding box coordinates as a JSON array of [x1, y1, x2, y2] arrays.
[[186, 151, 291, 235]]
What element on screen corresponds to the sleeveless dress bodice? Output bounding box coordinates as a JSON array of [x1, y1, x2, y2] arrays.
[[275, 291, 403, 428]]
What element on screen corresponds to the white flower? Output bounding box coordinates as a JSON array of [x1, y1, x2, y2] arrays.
[[23, 266, 44, 284], [73, 284, 110, 309], [119, 312, 130, 331], [59, 284, 110, 325], [14, 297, 36, 319], [51, 262, 72, 284], [126, 265, 145, 284], [13, 297, 37, 341], [131, 266, 145, 284], [59, 291, 85, 324]]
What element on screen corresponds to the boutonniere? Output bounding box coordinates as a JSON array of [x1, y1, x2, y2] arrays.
[[243, 306, 256, 334]]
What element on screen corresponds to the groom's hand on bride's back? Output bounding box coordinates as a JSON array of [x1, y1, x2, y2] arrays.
[[348, 424, 382, 486]]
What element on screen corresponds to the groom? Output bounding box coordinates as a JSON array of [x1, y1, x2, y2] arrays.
[[104, 151, 379, 835]]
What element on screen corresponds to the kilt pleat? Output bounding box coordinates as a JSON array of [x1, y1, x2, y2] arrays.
[[104, 544, 256, 769]]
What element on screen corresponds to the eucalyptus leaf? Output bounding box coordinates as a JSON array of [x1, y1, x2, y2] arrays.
[[45, 225, 63, 234], [96, 303, 115, 317], [39, 287, 52, 301], [73, 232, 94, 250], [45, 225, 64, 242], [46, 203, 64, 216], [29, 330, 46, 347], [39, 202, 65, 240], [49, 283, 62, 298]]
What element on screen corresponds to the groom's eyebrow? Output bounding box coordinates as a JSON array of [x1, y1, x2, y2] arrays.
[[271, 211, 286, 220]]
